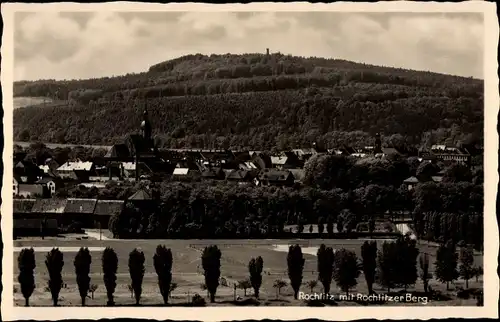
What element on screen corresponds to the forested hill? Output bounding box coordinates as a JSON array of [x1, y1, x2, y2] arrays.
[[13, 52, 484, 150]]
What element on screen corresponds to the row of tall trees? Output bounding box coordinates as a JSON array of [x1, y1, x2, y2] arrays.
[[413, 212, 483, 250], [16, 237, 483, 306], [101, 178, 482, 245]]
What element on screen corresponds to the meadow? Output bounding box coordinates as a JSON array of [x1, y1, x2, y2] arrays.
[[13, 236, 483, 307]]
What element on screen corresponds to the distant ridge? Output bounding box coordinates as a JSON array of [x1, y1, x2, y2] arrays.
[[13, 52, 483, 150]]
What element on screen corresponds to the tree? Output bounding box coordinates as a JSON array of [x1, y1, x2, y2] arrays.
[[435, 240, 459, 290], [287, 244, 305, 299], [361, 241, 377, 294], [248, 256, 264, 299], [153, 245, 173, 304], [128, 248, 145, 305], [306, 280, 318, 293], [442, 163, 472, 183], [337, 216, 344, 233], [333, 248, 360, 296], [416, 161, 439, 182], [368, 219, 375, 236], [237, 279, 252, 296], [74, 247, 92, 306], [316, 244, 334, 294], [326, 217, 334, 235], [102, 247, 118, 306], [397, 235, 419, 290], [377, 241, 397, 292], [377, 236, 419, 292], [45, 248, 64, 306], [18, 248, 36, 307], [202, 245, 222, 303], [459, 246, 474, 289], [273, 279, 287, 299], [419, 253, 432, 293]]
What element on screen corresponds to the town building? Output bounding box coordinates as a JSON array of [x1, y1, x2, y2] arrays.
[[63, 198, 98, 228], [93, 200, 124, 229], [225, 169, 259, 185], [257, 169, 295, 186]]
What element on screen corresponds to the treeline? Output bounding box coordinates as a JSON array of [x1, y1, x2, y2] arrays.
[[14, 143, 108, 166], [16, 238, 483, 307], [68, 177, 483, 245], [414, 212, 483, 251], [13, 88, 483, 149], [15, 52, 482, 100], [17, 72, 482, 105]]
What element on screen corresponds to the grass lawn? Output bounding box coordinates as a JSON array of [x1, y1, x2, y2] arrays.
[[12, 237, 483, 307]]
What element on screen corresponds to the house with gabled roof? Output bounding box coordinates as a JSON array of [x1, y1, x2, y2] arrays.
[[429, 144, 471, 165], [30, 198, 68, 231], [251, 152, 272, 169], [172, 159, 201, 178], [288, 169, 306, 183], [403, 174, 444, 191], [35, 177, 58, 197], [257, 169, 295, 187], [121, 162, 153, 179], [403, 176, 420, 190], [225, 169, 258, 184], [128, 189, 152, 201], [201, 167, 225, 180], [292, 148, 317, 160], [104, 144, 132, 160], [63, 198, 98, 227], [39, 158, 60, 178], [14, 160, 42, 183], [14, 198, 37, 215], [13, 198, 58, 237], [93, 200, 124, 229], [271, 152, 302, 169], [14, 176, 47, 198], [56, 160, 95, 181], [233, 150, 251, 162], [32, 198, 68, 214]]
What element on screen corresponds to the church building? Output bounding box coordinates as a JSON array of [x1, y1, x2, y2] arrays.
[[103, 107, 171, 181]]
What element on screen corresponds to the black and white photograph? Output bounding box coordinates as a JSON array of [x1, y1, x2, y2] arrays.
[[1, 1, 498, 321]]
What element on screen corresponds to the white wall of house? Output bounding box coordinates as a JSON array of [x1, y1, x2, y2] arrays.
[[47, 181, 56, 195]]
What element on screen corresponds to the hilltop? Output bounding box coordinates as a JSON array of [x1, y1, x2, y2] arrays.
[[13, 52, 484, 149]]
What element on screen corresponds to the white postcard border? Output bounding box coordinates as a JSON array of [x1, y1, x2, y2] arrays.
[[1, 1, 499, 321]]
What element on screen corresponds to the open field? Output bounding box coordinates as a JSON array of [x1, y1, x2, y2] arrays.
[[13, 236, 483, 307]]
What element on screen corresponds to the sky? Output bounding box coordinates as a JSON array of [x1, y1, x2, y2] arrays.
[[14, 11, 484, 81]]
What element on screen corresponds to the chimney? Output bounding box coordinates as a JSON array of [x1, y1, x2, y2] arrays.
[[266, 48, 270, 56]]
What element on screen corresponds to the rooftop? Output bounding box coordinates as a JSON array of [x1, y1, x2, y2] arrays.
[[57, 161, 93, 171], [64, 198, 98, 214]]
